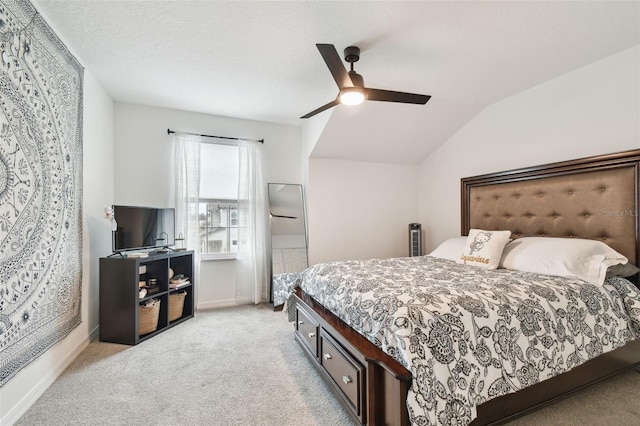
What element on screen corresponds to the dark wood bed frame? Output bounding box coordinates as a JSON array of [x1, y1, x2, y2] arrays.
[[292, 149, 640, 425]]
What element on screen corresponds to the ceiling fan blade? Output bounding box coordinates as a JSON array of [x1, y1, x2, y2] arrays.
[[366, 88, 431, 105], [316, 44, 353, 89], [300, 99, 340, 119]]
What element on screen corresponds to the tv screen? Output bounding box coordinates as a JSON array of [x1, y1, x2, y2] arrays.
[[112, 206, 175, 252]]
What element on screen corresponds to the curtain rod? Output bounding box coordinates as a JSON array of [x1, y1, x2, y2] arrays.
[[167, 129, 264, 144]]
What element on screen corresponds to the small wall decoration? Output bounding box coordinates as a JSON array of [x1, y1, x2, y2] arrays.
[[0, 0, 83, 386]]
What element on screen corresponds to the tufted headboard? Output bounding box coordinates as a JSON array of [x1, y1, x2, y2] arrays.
[[461, 149, 640, 266]]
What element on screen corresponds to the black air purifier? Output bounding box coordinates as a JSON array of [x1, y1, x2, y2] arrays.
[[409, 223, 422, 257]]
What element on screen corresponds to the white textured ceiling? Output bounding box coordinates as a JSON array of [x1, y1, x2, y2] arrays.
[[33, 1, 639, 164]]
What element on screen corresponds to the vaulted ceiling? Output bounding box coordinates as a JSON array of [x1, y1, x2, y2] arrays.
[[34, 1, 639, 164]]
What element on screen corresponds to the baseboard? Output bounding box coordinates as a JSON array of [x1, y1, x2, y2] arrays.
[[2, 325, 99, 426], [197, 298, 238, 310]]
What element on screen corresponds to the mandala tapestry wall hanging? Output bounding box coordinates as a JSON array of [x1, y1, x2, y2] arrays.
[[0, 0, 83, 387]]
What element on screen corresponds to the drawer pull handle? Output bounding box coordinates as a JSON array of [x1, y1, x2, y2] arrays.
[[342, 375, 353, 384], [323, 353, 332, 360], [298, 320, 304, 325], [308, 332, 315, 338]]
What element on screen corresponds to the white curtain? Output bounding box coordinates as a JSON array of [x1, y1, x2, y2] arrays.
[[236, 140, 268, 304], [171, 132, 201, 289]]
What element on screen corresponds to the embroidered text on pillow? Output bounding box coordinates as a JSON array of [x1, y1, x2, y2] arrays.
[[460, 255, 490, 264]]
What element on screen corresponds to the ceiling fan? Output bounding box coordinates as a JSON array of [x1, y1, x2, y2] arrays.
[[301, 43, 431, 119]]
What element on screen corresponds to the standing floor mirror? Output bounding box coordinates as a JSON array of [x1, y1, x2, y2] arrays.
[[268, 183, 308, 304]]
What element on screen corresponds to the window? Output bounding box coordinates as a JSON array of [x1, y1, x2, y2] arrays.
[[199, 201, 238, 255], [199, 143, 239, 259]]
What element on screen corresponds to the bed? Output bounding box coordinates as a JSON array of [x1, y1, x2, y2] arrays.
[[280, 149, 640, 426]]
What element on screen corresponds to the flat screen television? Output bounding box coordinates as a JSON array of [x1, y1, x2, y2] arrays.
[[112, 205, 175, 252]]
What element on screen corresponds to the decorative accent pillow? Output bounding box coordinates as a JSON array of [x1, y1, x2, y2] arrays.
[[427, 236, 468, 261], [499, 237, 628, 286], [457, 229, 512, 269]]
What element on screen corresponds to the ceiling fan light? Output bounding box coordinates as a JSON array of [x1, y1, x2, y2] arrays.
[[339, 87, 365, 105]]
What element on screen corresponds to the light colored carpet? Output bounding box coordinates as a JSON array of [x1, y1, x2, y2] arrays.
[[15, 304, 640, 425]]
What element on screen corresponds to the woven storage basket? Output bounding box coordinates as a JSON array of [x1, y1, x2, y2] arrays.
[[139, 299, 160, 335], [169, 292, 186, 322]]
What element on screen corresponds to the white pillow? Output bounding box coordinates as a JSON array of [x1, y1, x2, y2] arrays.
[[427, 236, 468, 261], [499, 237, 627, 286], [457, 229, 512, 270]]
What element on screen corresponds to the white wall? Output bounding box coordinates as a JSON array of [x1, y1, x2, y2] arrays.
[[301, 111, 333, 190], [1, 70, 115, 425], [113, 103, 302, 308], [418, 46, 640, 252], [308, 159, 419, 264]]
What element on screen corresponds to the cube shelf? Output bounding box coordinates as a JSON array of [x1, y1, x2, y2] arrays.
[[99, 251, 195, 345]]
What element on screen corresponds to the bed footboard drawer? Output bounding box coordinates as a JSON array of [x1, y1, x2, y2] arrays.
[[295, 306, 319, 357], [320, 330, 364, 418]]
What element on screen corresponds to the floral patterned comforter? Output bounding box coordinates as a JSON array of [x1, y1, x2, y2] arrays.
[[273, 272, 302, 307], [284, 255, 640, 426]]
